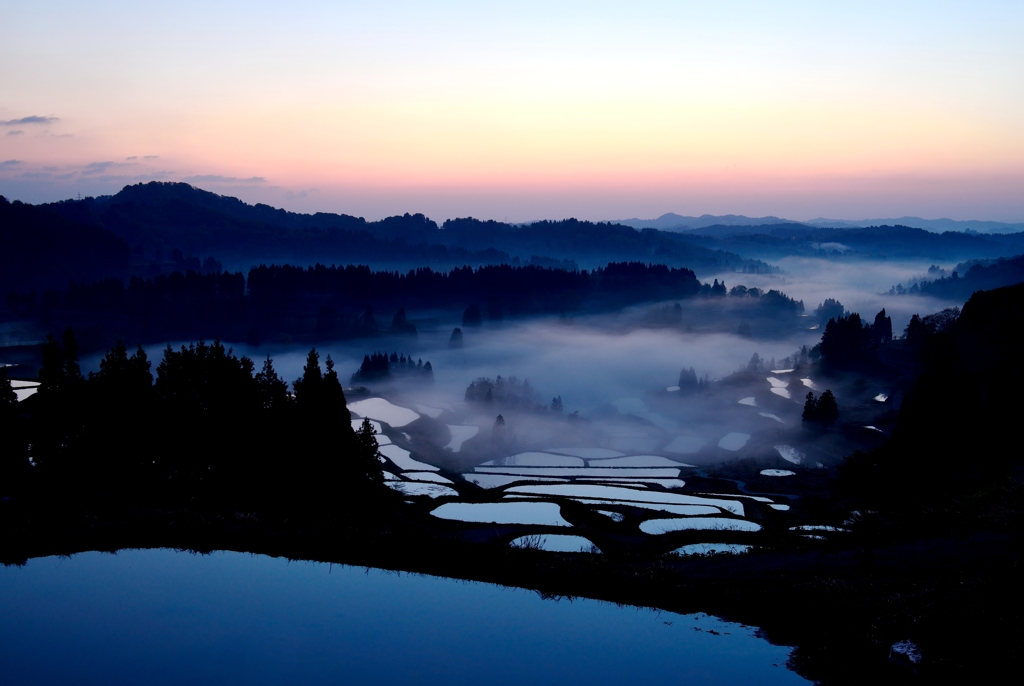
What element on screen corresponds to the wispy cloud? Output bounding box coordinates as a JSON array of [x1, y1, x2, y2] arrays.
[[126, 156, 137, 160], [143, 155, 159, 159], [1, 115, 58, 126], [0, 159, 23, 169], [183, 174, 266, 183], [6, 130, 24, 136], [82, 161, 120, 175]]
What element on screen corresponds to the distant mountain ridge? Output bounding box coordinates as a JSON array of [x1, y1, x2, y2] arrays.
[[667, 223, 1024, 262], [804, 217, 1024, 234], [614, 212, 1024, 235], [614, 213, 796, 231], [36, 182, 767, 275]]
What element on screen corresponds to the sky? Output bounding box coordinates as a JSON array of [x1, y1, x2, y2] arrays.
[[2, 0, 1022, 222]]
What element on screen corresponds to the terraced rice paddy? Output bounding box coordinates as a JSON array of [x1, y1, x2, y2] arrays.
[[431, 501, 572, 526], [717, 432, 750, 451], [348, 398, 420, 427], [509, 534, 599, 553], [775, 445, 805, 464], [672, 543, 752, 556], [387, 482, 459, 498], [640, 518, 762, 534], [379, 445, 438, 471], [444, 425, 479, 451]]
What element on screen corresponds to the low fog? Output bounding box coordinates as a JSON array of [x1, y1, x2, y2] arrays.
[[704, 257, 964, 333], [76, 256, 961, 472]]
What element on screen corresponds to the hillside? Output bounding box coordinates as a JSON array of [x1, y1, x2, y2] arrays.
[[40, 183, 767, 274], [0, 196, 130, 292]]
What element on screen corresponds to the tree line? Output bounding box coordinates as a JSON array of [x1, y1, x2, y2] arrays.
[[351, 352, 433, 384], [0, 329, 389, 522], [5, 261, 705, 350]]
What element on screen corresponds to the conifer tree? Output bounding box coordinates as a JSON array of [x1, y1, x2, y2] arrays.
[[354, 418, 384, 485], [294, 348, 323, 410], [449, 327, 464, 348], [323, 355, 351, 424], [92, 342, 153, 398], [817, 390, 840, 426], [802, 392, 818, 421], [255, 356, 290, 413], [39, 328, 83, 393], [872, 308, 893, 344]]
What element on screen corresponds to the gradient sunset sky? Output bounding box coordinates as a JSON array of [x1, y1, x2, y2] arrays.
[[2, 1, 1022, 222]]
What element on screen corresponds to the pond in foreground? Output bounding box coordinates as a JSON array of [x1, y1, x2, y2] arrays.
[[0, 549, 807, 685]]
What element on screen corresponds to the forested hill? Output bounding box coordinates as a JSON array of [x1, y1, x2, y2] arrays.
[[39, 182, 766, 274], [0, 196, 130, 292], [909, 254, 1024, 300], [675, 223, 1024, 261], [7, 262, 705, 349]]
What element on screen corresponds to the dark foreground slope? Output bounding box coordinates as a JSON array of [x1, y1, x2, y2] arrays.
[[840, 281, 1024, 517]]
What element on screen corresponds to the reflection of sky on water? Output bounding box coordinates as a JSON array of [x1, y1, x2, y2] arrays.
[[0, 550, 807, 685]]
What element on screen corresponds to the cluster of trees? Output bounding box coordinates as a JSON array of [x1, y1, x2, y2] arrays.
[[439, 217, 767, 272], [741, 348, 810, 374], [817, 309, 893, 369], [465, 376, 540, 410], [0, 329, 389, 519], [905, 254, 1024, 301], [677, 366, 710, 389], [815, 298, 847, 326], [6, 271, 249, 346], [350, 352, 433, 384], [6, 260, 701, 348], [903, 307, 960, 347], [700, 281, 805, 312], [249, 261, 702, 315], [802, 390, 839, 426], [641, 287, 805, 336]]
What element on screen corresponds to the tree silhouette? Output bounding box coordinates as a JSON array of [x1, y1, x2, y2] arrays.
[[353, 418, 385, 485], [872, 308, 893, 344], [39, 328, 84, 394], [815, 298, 846, 326], [803, 389, 839, 426], [255, 355, 290, 413], [463, 304, 483, 327], [802, 392, 818, 421], [390, 308, 417, 335], [679, 367, 698, 387], [817, 390, 840, 426], [323, 355, 352, 426], [449, 327, 464, 348], [294, 348, 323, 411], [90, 342, 152, 399]]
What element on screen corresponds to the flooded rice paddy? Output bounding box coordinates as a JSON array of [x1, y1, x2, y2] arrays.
[[0, 550, 807, 685]]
